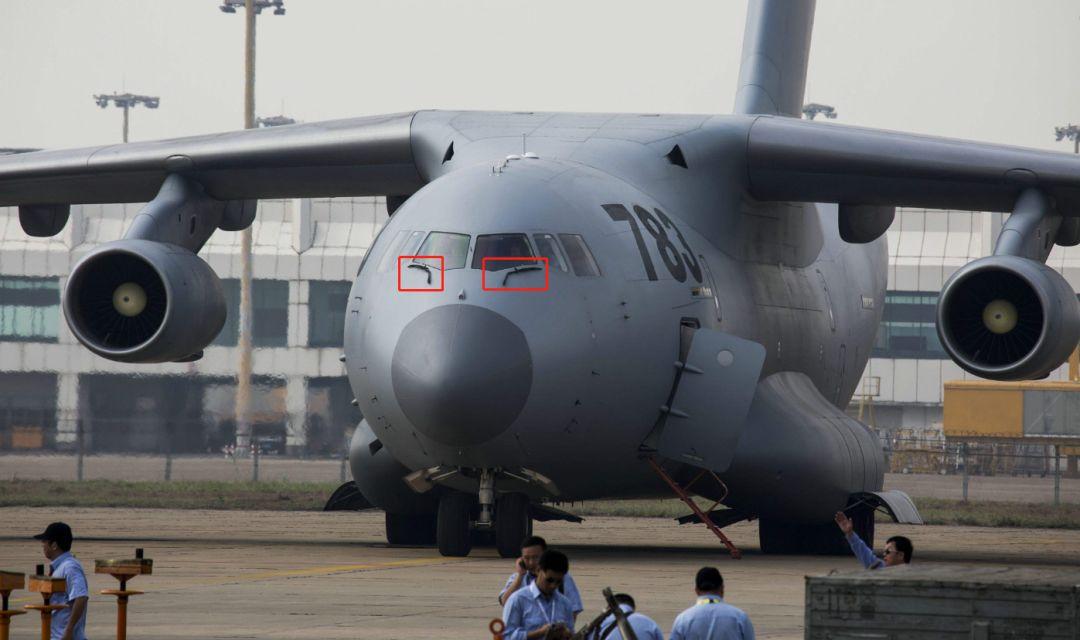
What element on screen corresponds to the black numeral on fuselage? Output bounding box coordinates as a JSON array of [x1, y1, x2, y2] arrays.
[[604, 203, 702, 283]]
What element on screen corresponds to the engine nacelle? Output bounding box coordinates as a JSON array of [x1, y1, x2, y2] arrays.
[[349, 420, 439, 515], [63, 239, 226, 363], [937, 255, 1080, 380]]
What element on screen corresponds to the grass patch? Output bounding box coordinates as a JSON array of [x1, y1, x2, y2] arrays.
[[0, 479, 340, 511], [569, 497, 1080, 530], [2, 481, 1078, 529]]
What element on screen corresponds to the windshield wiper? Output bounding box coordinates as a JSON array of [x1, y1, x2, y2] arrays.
[[502, 264, 543, 286], [408, 262, 434, 284]]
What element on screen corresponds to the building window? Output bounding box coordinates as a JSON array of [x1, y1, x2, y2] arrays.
[[309, 281, 351, 347], [872, 291, 948, 359], [0, 276, 60, 343], [212, 279, 289, 347]]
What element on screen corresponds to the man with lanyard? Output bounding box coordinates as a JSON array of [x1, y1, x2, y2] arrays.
[[502, 549, 576, 640], [834, 511, 914, 569], [670, 567, 754, 640], [33, 522, 89, 640], [499, 535, 583, 619], [596, 593, 664, 640]]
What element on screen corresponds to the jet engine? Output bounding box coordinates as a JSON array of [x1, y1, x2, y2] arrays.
[[937, 255, 1080, 380], [63, 239, 226, 363]]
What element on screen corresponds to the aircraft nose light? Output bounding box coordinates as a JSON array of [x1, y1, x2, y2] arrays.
[[391, 304, 532, 446]]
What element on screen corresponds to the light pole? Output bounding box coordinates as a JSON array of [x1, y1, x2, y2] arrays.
[[93, 93, 160, 142], [220, 0, 285, 481], [1055, 124, 1080, 155], [802, 102, 837, 120]]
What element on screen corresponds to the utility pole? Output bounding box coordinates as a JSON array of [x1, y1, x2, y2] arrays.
[[220, 0, 285, 482], [802, 102, 837, 121], [93, 93, 160, 142]]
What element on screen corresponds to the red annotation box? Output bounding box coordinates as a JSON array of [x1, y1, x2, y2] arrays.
[[481, 257, 549, 292], [397, 256, 445, 292]]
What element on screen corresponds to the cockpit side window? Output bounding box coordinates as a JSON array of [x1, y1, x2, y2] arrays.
[[377, 230, 425, 274], [417, 232, 470, 270], [532, 234, 568, 272], [471, 234, 535, 271], [558, 234, 601, 277]]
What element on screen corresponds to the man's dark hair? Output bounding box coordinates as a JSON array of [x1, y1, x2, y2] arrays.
[[696, 566, 723, 592], [887, 535, 913, 563], [538, 549, 569, 574], [613, 593, 635, 609], [521, 535, 547, 550]]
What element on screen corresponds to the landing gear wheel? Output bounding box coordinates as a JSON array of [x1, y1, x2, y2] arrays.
[[437, 492, 474, 557], [495, 493, 531, 559], [759, 519, 851, 555], [385, 512, 436, 546]]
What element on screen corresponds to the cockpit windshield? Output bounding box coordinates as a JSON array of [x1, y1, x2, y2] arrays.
[[417, 232, 470, 270], [471, 234, 535, 271]]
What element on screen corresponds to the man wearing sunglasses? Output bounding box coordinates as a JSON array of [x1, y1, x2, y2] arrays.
[[502, 549, 576, 640], [834, 511, 914, 569]]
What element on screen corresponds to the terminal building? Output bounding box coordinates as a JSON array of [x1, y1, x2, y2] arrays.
[[2, 192, 1080, 454]]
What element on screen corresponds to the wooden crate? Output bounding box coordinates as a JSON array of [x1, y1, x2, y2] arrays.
[[806, 564, 1080, 639]]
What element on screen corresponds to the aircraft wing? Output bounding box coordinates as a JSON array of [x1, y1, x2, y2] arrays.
[[746, 115, 1080, 213], [0, 112, 423, 207]]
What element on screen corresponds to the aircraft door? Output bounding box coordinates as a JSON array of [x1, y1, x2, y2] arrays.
[[656, 327, 766, 472]]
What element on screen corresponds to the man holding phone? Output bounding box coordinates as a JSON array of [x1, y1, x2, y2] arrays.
[[498, 535, 583, 618], [502, 549, 576, 640]]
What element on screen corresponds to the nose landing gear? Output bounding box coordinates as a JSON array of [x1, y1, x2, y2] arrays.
[[434, 469, 534, 558]]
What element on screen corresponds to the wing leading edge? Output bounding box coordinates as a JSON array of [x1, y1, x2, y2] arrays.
[[0, 112, 423, 207], [746, 115, 1080, 214]]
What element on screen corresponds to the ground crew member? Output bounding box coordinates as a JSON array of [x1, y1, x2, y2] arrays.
[[34, 522, 89, 640], [499, 535, 583, 618], [598, 593, 664, 640], [502, 549, 576, 640], [834, 511, 914, 569], [669, 567, 754, 640]]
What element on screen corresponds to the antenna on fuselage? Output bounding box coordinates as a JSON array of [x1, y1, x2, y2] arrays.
[[521, 133, 526, 155]]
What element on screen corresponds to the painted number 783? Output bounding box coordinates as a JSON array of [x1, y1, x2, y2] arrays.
[[602, 204, 702, 284]]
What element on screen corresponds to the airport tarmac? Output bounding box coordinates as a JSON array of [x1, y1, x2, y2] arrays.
[[1, 507, 1078, 639]]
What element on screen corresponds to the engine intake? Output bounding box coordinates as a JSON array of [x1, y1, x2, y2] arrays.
[[64, 239, 226, 363], [937, 256, 1080, 380]]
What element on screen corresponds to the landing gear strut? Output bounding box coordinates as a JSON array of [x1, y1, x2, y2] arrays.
[[434, 469, 534, 557]]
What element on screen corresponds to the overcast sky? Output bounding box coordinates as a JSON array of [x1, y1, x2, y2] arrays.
[[2, 1, 1079, 152]]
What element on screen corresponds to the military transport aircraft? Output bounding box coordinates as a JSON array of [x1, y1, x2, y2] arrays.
[[4, 0, 1078, 557]]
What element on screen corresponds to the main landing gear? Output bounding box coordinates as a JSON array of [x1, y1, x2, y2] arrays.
[[435, 469, 533, 558], [759, 505, 874, 555]]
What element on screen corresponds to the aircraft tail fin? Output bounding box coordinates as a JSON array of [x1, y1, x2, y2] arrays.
[[734, 0, 816, 118]]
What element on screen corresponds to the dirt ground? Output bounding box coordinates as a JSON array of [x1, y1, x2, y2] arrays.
[[1, 507, 1077, 639]]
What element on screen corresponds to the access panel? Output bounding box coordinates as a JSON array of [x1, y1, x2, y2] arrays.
[[657, 328, 766, 472]]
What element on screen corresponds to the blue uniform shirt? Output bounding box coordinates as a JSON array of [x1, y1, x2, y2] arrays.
[[49, 552, 89, 640], [502, 581, 576, 640], [500, 570, 583, 614], [845, 532, 885, 570], [599, 603, 664, 640], [670, 595, 754, 640]]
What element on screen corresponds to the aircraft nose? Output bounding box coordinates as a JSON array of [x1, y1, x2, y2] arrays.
[[391, 304, 533, 446]]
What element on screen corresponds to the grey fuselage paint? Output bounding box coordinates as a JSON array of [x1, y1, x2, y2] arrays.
[[344, 113, 887, 523]]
